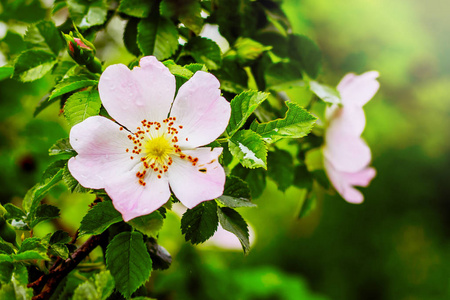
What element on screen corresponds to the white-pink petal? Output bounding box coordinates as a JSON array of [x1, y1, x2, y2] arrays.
[[337, 71, 380, 107], [324, 132, 372, 173], [170, 71, 231, 149], [325, 105, 366, 136], [168, 147, 225, 208], [68, 116, 136, 189], [98, 56, 176, 130], [105, 170, 171, 222]]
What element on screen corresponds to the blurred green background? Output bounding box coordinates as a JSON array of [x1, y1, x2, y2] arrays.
[[1, 0, 449, 299]]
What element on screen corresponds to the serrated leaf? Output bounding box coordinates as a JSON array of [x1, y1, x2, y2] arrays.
[[79, 201, 123, 236], [226, 91, 269, 136], [231, 165, 266, 199], [217, 176, 255, 208], [62, 164, 91, 193], [289, 34, 322, 79], [73, 281, 97, 300], [184, 63, 207, 73], [0, 66, 13, 81], [64, 90, 102, 127], [250, 102, 317, 144], [4, 204, 26, 221], [49, 138, 76, 158], [184, 37, 222, 70], [13, 49, 57, 82], [228, 130, 267, 169], [161, 0, 203, 34], [267, 149, 294, 192], [50, 230, 71, 244], [23, 160, 66, 213], [49, 75, 98, 101], [309, 81, 341, 105], [67, 0, 108, 29], [30, 204, 60, 227], [24, 20, 64, 55], [163, 60, 194, 80], [137, 13, 179, 60], [217, 207, 249, 254], [118, 0, 153, 18], [49, 243, 69, 259], [19, 237, 47, 254], [181, 201, 218, 244], [106, 232, 152, 299], [128, 211, 164, 238], [0, 242, 14, 255], [14, 251, 49, 261]]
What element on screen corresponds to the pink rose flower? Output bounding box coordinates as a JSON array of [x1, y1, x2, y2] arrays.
[[323, 71, 380, 203], [68, 56, 231, 221]]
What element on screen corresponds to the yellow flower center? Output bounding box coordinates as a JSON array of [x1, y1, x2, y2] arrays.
[[146, 135, 174, 163]]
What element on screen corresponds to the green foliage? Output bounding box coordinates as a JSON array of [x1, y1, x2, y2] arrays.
[[229, 130, 268, 169], [3, 204, 26, 222], [232, 165, 267, 199], [217, 207, 250, 253], [118, 0, 153, 18], [64, 90, 102, 127], [128, 211, 164, 238], [227, 91, 269, 137], [137, 11, 179, 60], [181, 201, 219, 244], [24, 21, 64, 56], [72, 271, 115, 300], [183, 37, 222, 70], [250, 102, 317, 144], [217, 176, 256, 208], [49, 75, 98, 101], [227, 37, 272, 65], [309, 81, 341, 105], [13, 50, 57, 82], [161, 0, 203, 34], [67, 0, 108, 29], [264, 62, 304, 91], [298, 192, 317, 219], [267, 149, 295, 192], [79, 201, 123, 236], [0, 66, 14, 81], [62, 165, 91, 193], [49, 138, 76, 158], [106, 232, 152, 299], [289, 34, 322, 79], [29, 204, 60, 227]]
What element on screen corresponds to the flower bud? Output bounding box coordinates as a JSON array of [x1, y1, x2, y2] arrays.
[[62, 31, 102, 74]]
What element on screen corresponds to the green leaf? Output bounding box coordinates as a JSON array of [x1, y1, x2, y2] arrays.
[[30, 204, 60, 227], [73, 280, 97, 300], [124, 18, 141, 56], [163, 60, 194, 80], [64, 90, 102, 127], [0, 262, 14, 283], [181, 200, 218, 244], [67, 0, 108, 29], [24, 20, 64, 55], [214, 58, 248, 94], [137, 13, 179, 60], [217, 176, 256, 208], [183, 37, 222, 70], [79, 201, 123, 236], [227, 37, 272, 65], [161, 0, 203, 34], [49, 75, 98, 101], [50, 230, 71, 244], [250, 102, 317, 144], [18, 237, 46, 253], [0, 66, 14, 81], [217, 207, 250, 254], [73, 271, 114, 300], [23, 160, 65, 213], [118, 0, 153, 18], [298, 191, 317, 219], [49, 243, 69, 259], [4, 204, 26, 221], [49, 138, 76, 158], [309, 81, 341, 105], [267, 149, 294, 192], [226, 91, 269, 136], [128, 211, 164, 238], [264, 62, 304, 91], [106, 232, 152, 299], [228, 130, 267, 169], [13, 250, 49, 261], [13, 49, 57, 82], [293, 165, 313, 190], [231, 165, 266, 199], [289, 34, 322, 79], [62, 164, 91, 193], [34, 94, 59, 117], [0, 241, 14, 255]]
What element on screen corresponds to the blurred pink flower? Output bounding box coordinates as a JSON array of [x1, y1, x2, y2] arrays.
[[324, 71, 380, 203], [68, 56, 231, 221]]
